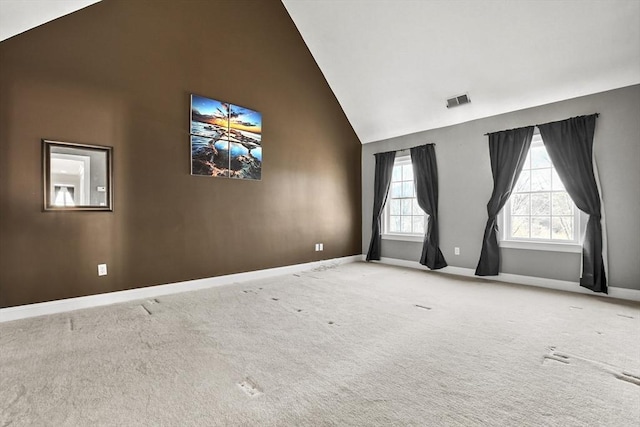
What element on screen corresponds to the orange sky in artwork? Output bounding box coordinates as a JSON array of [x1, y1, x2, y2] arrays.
[[206, 117, 228, 127], [201, 117, 261, 134], [230, 121, 261, 134]]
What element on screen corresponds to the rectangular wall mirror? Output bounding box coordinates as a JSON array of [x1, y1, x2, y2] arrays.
[[43, 140, 113, 211]]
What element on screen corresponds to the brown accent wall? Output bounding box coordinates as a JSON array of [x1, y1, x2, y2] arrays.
[[0, 0, 362, 308]]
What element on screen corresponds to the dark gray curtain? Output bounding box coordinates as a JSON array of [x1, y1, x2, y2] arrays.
[[538, 114, 606, 293], [410, 144, 447, 269], [475, 126, 534, 276], [366, 151, 396, 261]]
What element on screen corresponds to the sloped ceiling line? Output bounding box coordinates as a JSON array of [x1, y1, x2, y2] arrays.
[[2, 0, 639, 144]]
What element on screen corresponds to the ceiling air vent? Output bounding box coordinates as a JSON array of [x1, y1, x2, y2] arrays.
[[446, 93, 471, 108]]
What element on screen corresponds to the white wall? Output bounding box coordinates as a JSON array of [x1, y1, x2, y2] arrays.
[[362, 85, 640, 290]]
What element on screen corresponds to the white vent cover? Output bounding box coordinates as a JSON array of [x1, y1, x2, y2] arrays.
[[446, 93, 471, 108]]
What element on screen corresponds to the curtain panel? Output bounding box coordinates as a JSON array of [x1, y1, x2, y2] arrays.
[[410, 144, 447, 269], [475, 126, 534, 276], [538, 114, 606, 293], [366, 151, 396, 261]]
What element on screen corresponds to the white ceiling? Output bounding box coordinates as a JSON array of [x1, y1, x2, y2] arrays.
[[2, 1, 639, 144], [52, 157, 85, 175], [0, 0, 100, 42], [283, 0, 640, 143]]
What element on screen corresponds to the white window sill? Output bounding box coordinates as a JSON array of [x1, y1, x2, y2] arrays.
[[382, 233, 424, 243], [499, 240, 582, 253]]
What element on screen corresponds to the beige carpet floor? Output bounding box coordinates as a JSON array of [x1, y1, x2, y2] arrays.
[[1, 262, 639, 426]]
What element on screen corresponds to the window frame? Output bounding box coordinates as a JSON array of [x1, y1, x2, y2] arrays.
[[382, 155, 427, 242], [498, 132, 583, 253]]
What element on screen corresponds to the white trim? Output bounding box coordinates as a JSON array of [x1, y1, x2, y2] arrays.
[[499, 240, 582, 253], [383, 155, 427, 237], [394, 154, 412, 163], [0, 256, 362, 323], [51, 153, 91, 205], [382, 233, 423, 243], [370, 256, 640, 302], [501, 134, 582, 247]]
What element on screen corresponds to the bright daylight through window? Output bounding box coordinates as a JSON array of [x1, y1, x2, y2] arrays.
[[502, 134, 579, 244], [384, 157, 426, 236]]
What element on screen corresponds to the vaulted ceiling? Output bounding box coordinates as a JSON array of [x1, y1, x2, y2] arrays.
[[2, 0, 639, 144], [0, 0, 100, 42], [282, 0, 640, 143]]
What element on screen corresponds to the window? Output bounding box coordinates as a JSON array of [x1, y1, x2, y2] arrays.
[[383, 157, 426, 240], [501, 133, 581, 249], [53, 185, 76, 207]]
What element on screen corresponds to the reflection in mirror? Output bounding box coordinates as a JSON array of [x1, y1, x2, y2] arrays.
[[43, 140, 113, 211]]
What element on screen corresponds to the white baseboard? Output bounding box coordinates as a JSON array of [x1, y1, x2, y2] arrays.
[[0, 255, 362, 323], [370, 256, 640, 302], [4, 254, 635, 323]]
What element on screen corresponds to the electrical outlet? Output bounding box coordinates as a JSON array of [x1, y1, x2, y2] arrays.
[[319, 243, 324, 251], [314, 243, 319, 251], [98, 264, 108, 276], [454, 247, 460, 255]]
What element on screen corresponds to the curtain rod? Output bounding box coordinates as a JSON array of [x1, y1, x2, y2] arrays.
[[398, 143, 436, 152], [483, 113, 600, 136], [373, 144, 436, 156], [377, 143, 436, 155]]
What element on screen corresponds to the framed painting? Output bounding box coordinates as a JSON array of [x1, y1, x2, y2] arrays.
[[190, 94, 262, 180]]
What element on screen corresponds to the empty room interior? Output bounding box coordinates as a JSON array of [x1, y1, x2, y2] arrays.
[[1, 0, 639, 425]]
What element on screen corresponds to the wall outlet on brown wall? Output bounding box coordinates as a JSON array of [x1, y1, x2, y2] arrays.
[[98, 264, 108, 276]]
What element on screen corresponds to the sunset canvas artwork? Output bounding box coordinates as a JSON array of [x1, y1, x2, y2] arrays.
[[190, 94, 262, 180]]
